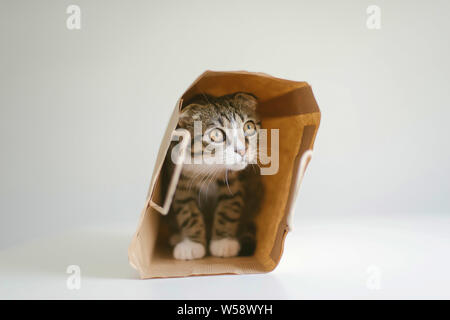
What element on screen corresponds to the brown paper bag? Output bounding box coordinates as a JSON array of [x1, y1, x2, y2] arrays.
[[128, 70, 321, 279]]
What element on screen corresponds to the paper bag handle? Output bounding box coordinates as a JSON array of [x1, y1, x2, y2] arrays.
[[287, 149, 313, 230], [149, 128, 190, 215]]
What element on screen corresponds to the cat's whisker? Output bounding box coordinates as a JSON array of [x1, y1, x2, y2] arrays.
[[205, 167, 219, 197], [187, 166, 205, 191], [197, 168, 209, 202], [190, 164, 211, 191], [197, 165, 217, 203], [225, 169, 233, 195]]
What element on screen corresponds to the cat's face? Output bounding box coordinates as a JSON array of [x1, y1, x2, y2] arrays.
[[178, 92, 261, 174]]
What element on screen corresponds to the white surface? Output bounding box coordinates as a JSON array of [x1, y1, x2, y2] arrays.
[[1, 214, 449, 299], [1, 0, 450, 300]]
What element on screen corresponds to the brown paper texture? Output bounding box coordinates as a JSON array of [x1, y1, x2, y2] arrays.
[[128, 70, 321, 279]]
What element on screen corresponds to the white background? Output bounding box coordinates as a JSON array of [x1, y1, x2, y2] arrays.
[[1, 0, 449, 299]]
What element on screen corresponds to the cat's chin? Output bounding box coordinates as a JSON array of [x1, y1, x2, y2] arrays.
[[182, 163, 247, 175], [226, 162, 247, 171]]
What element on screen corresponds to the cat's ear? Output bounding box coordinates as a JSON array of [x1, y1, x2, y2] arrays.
[[234, 92, 258, 111], [179, 103, 204, 124]]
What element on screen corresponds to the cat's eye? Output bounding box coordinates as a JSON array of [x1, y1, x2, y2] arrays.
[[243, 121, 256, 136], [209, 128, 225, 143]]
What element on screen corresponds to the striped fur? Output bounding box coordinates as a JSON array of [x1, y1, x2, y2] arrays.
[[164, 92, 263, 260]]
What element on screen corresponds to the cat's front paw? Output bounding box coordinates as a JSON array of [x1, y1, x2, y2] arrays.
[[210, 238, 240, 258], [173, 238, 206, 260]]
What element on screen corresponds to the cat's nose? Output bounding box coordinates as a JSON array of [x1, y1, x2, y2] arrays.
[[235, 147, 246, 157]]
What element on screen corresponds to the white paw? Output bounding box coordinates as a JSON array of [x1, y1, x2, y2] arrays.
[[173, 238, 206, 260], [210, 238, 240, 258]]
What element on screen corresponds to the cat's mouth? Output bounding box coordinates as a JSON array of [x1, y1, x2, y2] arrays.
[[227, 162, 247, 171], [225, 153, 248, 171], [183, 151, 252, 173]]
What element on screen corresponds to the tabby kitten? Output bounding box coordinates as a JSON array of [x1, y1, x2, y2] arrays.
[[165, 92, 263, 260]]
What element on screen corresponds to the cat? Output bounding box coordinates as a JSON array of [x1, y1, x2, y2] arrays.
[[163, 92, 263, 260]]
